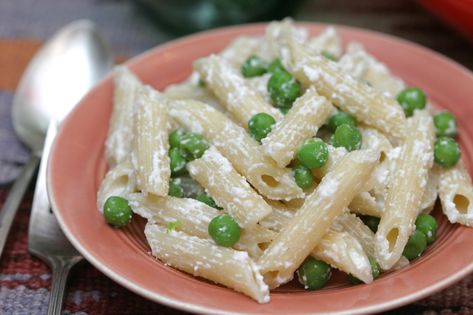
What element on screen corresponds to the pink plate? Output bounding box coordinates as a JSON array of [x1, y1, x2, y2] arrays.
[[48, 23, 473, 314]]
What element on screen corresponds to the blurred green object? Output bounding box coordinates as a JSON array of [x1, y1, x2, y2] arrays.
[[135, 0, 304, 34]]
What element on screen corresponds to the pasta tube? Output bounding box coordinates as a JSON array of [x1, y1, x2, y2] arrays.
[[334, 212, 375, 257], [260, 208, 373, 285], [311, 230, 372, 284], [131, 85, 170, 196], [96, 160, 136, 212], [339, 42, 405, 97], [169, 100, 304, 200], [286, 40, 406, 140], [164, 72, 223, 111], [438, 161, 473, 227], [129, 193, 274, 258], [261, 87, 333, 167], [420, 167, 440, 213], [145, 223, 270, 303], [258, 149, 379, 287], [106, 67, 142, 167], [312, 145, 382, 216], [307, 26, 342, 58], [194, 54, 282, 127], [349, 192, 382, 218], [375, 110, 435, 269], [220, 36, 264, 66], [187, 147, 272, 228]]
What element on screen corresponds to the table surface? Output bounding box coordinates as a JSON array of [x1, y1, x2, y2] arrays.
[[0, 0, 472, 314]]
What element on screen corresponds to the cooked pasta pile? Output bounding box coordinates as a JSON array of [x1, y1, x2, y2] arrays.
[[97, 19, 473, 303]]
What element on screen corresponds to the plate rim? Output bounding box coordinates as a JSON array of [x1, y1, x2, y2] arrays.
[[47, 21, 473, 315]]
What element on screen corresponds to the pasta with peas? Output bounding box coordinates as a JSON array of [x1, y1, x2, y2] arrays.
[[96, 19, 473, 303]]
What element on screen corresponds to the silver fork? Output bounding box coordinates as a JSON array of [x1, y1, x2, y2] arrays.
[[28, 120, 83, 315]]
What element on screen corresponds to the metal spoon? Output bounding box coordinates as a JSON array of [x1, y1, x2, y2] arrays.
[[0, 20, 113, 256]]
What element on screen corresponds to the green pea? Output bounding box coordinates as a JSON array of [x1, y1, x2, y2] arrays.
[[296, 257, 331, 290], [321, 50, 337, 61], [169, 129, 188, 149], [248, 113, 276, 142], [332, 124, 362, 151], [434, 137, 461, 167], [197, 79, 206, 88], [169, 147, 187, 176], [208, 214, 241, 247], [268, 58, 285, 73], [297, 138, 329, 169], [279, 107, 290, 115], [294, 164, 314, 189], [403, 230, 427, 260], [348, 256, 380, 284], [168, 179, 184, 198], [397, 87, 427, 117], [197, 193, 222, 210], [103, 196, 132, 227], [327, 112, 357, 132], [268, 70, 300, 108], [181, 133, 209, 160], [360, 215, 380, 233], [415, 214, 437, 244], [241, 55, 268, 78], [434, 112, 457, 137]]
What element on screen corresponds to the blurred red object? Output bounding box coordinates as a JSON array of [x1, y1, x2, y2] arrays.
[[419, 0, 473, 41]]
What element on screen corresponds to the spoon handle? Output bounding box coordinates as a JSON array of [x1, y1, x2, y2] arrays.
[[0, 155, 39, 257]]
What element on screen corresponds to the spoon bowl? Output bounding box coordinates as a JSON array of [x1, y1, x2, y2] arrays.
[[11, 20, 112, 154]]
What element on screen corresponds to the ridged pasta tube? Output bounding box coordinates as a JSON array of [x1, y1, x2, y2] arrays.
[[258, 149, 379, 287], [286, 40, 406, 140], [131, 85, 170, 196], [261, 87, 333, 167], [375, 110, 435, 269]]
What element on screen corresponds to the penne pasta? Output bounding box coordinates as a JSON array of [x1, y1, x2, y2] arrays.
[[312, 144, 382, 216], [311, 230, 372, 284], [420, 167, 440, 214], [105, 67, 143, 167], [145, 223, 270, 303], [258, 149, 379, 287], [169, 99, 304, 200], [307, 26, 342, 58], [333, 212, 409, 272], [187, 146, 272, 228], [220, 36, 265, 66], [438, 161, 473, 227], [375, 110, 435, 269], [96, 160, 136, 212], [286, 40, 406, 140], [163, 72, 224, 111], [194, 54, 282, 127], [128, 193, 217, 239], [339, 42, 405, 97], [260, 208, 373, 285], [349, 192, 383, 218], [131, 85, 170, 196], [261, 87, 333, 167], [334, 212, 375, 258], [264, 19, 309, 60], [128, 193, 274, 258]]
